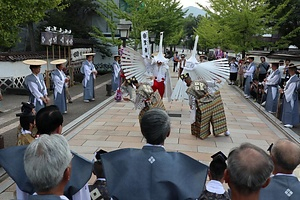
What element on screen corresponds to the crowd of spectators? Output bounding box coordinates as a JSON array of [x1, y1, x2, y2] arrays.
[[0, 101, 299, 200], [229, 56, 300, 128]]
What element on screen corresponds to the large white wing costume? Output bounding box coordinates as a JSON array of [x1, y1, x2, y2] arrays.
[[171, 35, 230, 100], [121, 32, 172, 101]]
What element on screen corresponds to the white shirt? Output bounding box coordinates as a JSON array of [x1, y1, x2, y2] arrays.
[[21, 129, 32, 135], [27, 74, 47, 105], [151, 63, 168, 83], [271, 173, 296, 178], [33, 193, 69, 200], [206, 180, 226, 194], [113, 62, 121, 78], [83, 61, 96, 87], [284, 74, 298, 105], [266, 69, 280, 85], [229, 62, 238, 73], [244, 63, 255, 77], [144, 143, 165, 149], [278, 65, 285, 79], [52, 69, 66, 95]]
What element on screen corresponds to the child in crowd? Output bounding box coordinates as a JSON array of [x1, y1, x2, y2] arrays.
[[199, 151, 230, 200], [250, 78, 259, 101], [89, 149, 110, 200], [16, 102, 37, 145]]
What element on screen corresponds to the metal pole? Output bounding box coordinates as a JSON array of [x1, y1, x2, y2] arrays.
[[46, 46, 50, 89], [123, 39, 126, 48], [68, 46, 73, 86], [46, 46, 49, 70], [151, 42, 154, 54]]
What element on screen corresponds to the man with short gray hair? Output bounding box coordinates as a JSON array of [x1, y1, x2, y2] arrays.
[[0, 105, 92, 200], [24, 134, 72, 200], [224, 143, 273, 200], [101, 108, 208, 200], [259, 139, 300, 200]]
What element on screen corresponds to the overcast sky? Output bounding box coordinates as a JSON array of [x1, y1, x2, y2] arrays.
[[179, 0, 210, 8]]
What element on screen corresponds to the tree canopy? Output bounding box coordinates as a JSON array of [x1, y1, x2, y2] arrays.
[[267, 0, 300, 48], [182, 14, 202, 50], [195, 0, 292, 56], [94, 0, 186, 50], [0, 0, 63, 51]]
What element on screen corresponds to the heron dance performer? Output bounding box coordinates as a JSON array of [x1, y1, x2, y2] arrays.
[[123, 77, 165, 123], [181, 73, 230, 139], [121, 32, 172, 101], [171, 35, 229, 101]]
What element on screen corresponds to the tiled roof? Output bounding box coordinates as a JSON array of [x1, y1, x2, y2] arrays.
[[0, 52, 48, 62], [0, 38, 94, 62]]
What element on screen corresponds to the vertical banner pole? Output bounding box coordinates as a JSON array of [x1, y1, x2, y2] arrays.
[[52, 45, 55, 60], [68, 46, 73, 86], [59, 46, 61, 59], [64, 47, 66, 59]]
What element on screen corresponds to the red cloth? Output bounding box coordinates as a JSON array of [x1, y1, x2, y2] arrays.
[[152, 80, 165, 98], [120, 71, 125, 78]]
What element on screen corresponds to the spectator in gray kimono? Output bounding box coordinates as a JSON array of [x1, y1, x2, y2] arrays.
[[263, 62, 281, 113], [111, 55, 121, 92], [259, 139, 300, 200], [50, 59, 68, 114], [224, 143, 273, 200], [24, 134, 72, 200], [24, 60, 49, 112], [81, 53, 97, 103], [243, 57, 256, 99], [280, 64, 300, 128], [100, 108, 208, 200]]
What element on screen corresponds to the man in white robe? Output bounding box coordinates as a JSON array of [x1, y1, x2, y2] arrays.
[[280, 65, 300, 128], [264, 62, 281, 113], [112, 55, 121, 92], [81, 53, 97, 103], [24, 59, 49, 112], [51, 59, 68, 114]]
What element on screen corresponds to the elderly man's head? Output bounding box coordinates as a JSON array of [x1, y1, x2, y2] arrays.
[[225, 143, 273, 196], [270, 139, 300, 174], [140, 109, 170, 145], [24, 134, 72, 193]]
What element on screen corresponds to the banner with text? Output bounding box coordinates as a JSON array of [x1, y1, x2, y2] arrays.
[[141, 31, 150, 58]]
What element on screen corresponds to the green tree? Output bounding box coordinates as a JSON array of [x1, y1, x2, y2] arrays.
[[195, 16, 220, 52], [0, 0, 64, 51], [195, 0, 291, 57], [267, 0, 300, 48], [44, 0, 98, 39], [182, 14, 202, 50], [95, 0, 186, 51], [43, 0, 115, 57]]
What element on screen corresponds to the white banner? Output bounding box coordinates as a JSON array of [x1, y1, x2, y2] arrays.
[[70, 48, 92, 61], [141, 31, 150, 58]]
